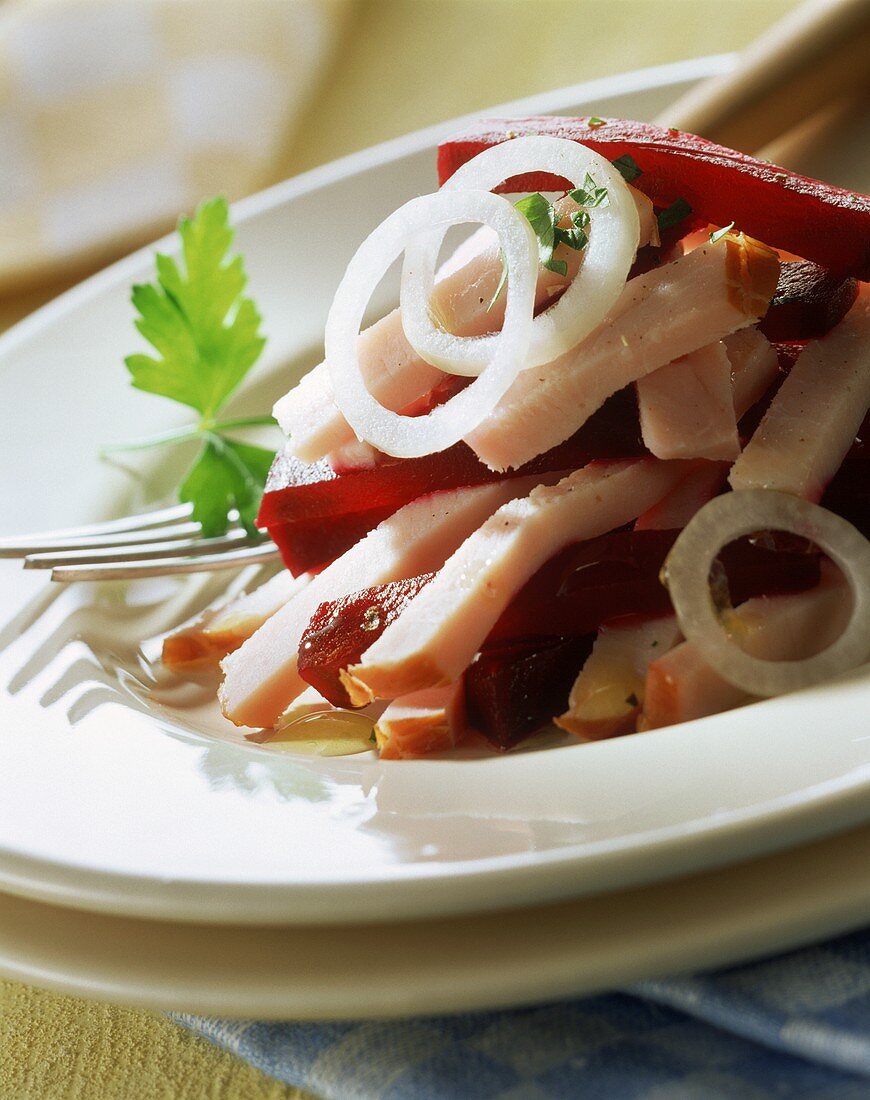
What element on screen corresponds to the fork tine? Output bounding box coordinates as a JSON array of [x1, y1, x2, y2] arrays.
[[50, 542, 281, 582], [24, 529, 256, 569], [0, 520, 204, 557], [0, 503, 197, 557]]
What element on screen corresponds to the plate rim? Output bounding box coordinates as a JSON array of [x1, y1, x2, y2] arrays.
[[0, 820, 868, 1019]]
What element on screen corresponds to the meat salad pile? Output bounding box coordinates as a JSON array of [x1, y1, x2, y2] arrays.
[[165, 118, 870, 759]]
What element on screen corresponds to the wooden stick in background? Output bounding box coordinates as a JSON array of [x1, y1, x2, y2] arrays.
[[657, 0, 870, 152]]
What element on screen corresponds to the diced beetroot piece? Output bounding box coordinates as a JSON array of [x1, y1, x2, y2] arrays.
[[258, 387, 646, 530], [437, 117, 870, 278], [464, 635, 596, 749], [269, 506, 395, 576], [822, 414, 869, 538], [298, 572, 435, 706], [759, 261, 859, 341]]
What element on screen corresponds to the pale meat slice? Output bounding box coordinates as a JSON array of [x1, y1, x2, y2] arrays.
[[219, 475, 550, 728], [637, 341, 739, 461], [374, 683, 465, 759], [729, 288, 870, 500], [555, 617, 682, 740], [343, 459, 687, 704], [641, 570, 851, 730], [162, 570, 308, 669], [466, 235, 780, 471], [274, 191, 657, 463], [634, 461, 729, 530], [724, 328, 778, 416]]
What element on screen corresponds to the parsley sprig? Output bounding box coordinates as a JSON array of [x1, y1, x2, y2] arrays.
[[105, 197, 274, 537]]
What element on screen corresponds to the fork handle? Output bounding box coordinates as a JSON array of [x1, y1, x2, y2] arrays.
[[658, 0, 870, 151]]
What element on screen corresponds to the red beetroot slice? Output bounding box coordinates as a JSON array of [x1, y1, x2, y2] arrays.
[[298, 572, 435, 705], [296, 527, 821, 710], [270, 505, 395, 576], [759, 261, 859, 341], [437, 117, 870, 279], [258, 386, 645, 529], [489, 528, 821, 642], [821, 413, 870, 538], [464, 634, 596, 750]]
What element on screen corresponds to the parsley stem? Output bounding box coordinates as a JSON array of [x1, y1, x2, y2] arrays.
[[100, 425, 202, 455], [99, 415, 276, 457], [211, 414, 277, 431]]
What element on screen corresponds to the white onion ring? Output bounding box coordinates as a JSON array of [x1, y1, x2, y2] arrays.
[[663, 490, 870, 697], [401, 134, 640, 376], [326, 189, 537, 458]]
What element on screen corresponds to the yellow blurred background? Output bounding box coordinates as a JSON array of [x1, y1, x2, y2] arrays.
[[0, 1, 802, 1098]]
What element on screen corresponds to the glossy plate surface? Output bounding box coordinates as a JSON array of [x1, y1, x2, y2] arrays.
[[1, 57, 868, 926]]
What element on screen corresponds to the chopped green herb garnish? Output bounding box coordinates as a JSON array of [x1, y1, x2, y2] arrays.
[[369, 730, 378, 745], [709, 221, 736, 244], [488, 183, 607, 309], [656, 197, 693, 232], [611, 154, 642, 182], [588, 116, 606, 128], [111, 197, 274, 537], [568, 172, 609, 209]]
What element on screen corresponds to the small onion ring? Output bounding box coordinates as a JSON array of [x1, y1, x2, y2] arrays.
[[326, 189, 537, 458], [663, 490, 870, 697], [401, 134, 640, 376]]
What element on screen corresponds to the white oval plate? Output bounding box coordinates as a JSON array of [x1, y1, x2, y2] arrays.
[[1, 57, 868, 927]]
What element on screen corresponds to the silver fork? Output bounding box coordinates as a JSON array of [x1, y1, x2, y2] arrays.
[[0, 503, 281, 582]]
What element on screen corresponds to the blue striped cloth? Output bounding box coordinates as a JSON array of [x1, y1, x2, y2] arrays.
[[174, 927, 870, 1098]]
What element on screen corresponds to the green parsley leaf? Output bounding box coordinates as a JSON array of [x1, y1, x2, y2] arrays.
[[126, 197, 265, 419], [514, 192, 559, 270], [709, 221, 736, 244], [487, 187, 602, 310], [115, 197, 274, 537], [180, 433, 274, 538], [611, 154, 642, 182], [587, 116, 606, 128], [656, 197, 693, 232], [568, 173, 609, 209]]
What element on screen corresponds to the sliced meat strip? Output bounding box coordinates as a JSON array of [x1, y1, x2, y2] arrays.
[[343, 458, 687, 703], [466, 235, 779, 471], [555, 616, 682, 740], [729, 287, 870, 500], [162, 570, 308, 669], [374, 683, 466, 759], [637, 341, 739, 461], [641, 570, 851, 730], [634, 462, 728, 530], [219, 475, 551, 728], [725, 328, 779, 416]]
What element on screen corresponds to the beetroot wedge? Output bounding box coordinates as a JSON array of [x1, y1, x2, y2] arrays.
[[464, 635, 596, 750], [298, 572, 435, 706], [759, 261, 858, 341]]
